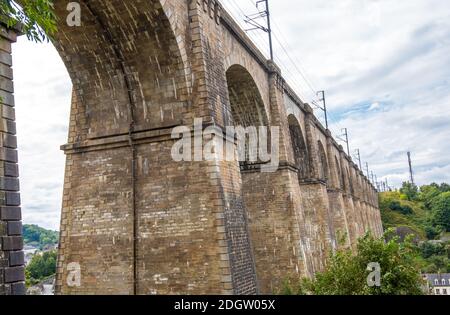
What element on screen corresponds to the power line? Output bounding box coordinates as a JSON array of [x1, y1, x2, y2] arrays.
[[225, 1, 348, 139]]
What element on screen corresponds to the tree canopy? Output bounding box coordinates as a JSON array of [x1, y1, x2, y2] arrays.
[[0, 0, 56, 42], [431, 192, 450, 232], [26, 250, 57, 286]]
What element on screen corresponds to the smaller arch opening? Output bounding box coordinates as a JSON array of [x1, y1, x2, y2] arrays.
[[317, 140, 329, 183], [226, 64, 270, 168], [335, 156, 344, 189], [345, 167, 354, 195], [288, 115, 310, 181]]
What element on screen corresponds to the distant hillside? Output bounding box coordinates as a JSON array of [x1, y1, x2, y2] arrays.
[[379, 182, 450, 241], [23, 224, 59, 250]]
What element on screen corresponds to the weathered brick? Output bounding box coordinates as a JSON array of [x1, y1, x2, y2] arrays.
[[8, 251, 24, 266], [5, 192, 20, 206], [2, 236, 23, 251], [4, 266, 25, 283], [4, 162, 18, 177], [10, 281, 25, 295], [7, 221, 22, 236], [0, 147, 17, 163], [0, 177, 19, 191], [0, 207, 21, 220], [2, 134, 17, 148]]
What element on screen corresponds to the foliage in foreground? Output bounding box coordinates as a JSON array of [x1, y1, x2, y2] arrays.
[[26, 250, 57, 287], [280, 231, 425, 295], [0, 0, 56, 42]]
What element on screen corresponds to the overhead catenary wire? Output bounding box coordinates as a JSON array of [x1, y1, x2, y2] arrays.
[[242, 0, 347, 136], [226, 0, 311, 101], [224, 0, 350, 144]]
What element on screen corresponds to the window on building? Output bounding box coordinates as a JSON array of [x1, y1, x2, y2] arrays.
[[442, 279, 446, 285], [436, 289, 440, 295], [443, 289, 448, 295], [435, 279, 439, 285]]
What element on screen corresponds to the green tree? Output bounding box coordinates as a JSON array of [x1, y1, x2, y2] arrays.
[[281, 231, 425, 295], [400, 182, 419, 201], [23, 224, 59, 250], [424, 225, 441, 240], [419, 184, 441, 210], [26, 250, 57, 286], [439, 183, 450, 193], [0, 0, 56, 42], [387, 200, 413, 215], [431, 192, 450, 232], [420, 242, 446, 259]]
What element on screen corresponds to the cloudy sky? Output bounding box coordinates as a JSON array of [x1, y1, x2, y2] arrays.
[[12, 0, 450, 230]]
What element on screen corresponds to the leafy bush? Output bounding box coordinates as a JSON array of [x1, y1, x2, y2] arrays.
[[26, 250, 57, 287], [400, 182, 419, 201], [425, 226, 441, 240], [388, 201, 413, 215], [420, 242, 446, 259], [280, 231, 424, 295]]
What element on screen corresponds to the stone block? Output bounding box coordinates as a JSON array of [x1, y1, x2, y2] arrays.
[[0, 147, 18, 163], [2, 236, 23, 251], [0, 90, 14, 106], [11, 282, 26, 295], [0, 51, 12, 67], [0, 206, 21, 220], [8, 251, 24, 266], [5, 192, 20, 206], [0, 221, 6, 235], [2, 134, 17, 149], [7, 221, 22, 236], [0, 177, 19, 191], [4, 162, 18, 177], [4, 266, 25, 283]]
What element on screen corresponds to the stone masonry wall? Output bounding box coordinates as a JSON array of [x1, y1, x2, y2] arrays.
[[3, 0, 382, 295], [0, 23, 25, 295]]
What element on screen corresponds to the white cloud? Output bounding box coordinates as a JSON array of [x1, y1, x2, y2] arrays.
[[369, 102, 380, 111], [10, 0, 450, 229], [13, 39, 71, 230]]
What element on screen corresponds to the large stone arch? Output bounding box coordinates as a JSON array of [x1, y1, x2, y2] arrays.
[[50, 0, 259, 295], [51, 0, 190, 139], [287, 115, 310, 181], [225, 64, 269, 128]]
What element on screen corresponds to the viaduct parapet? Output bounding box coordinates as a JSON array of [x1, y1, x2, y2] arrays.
[[0, 0, 382, 295]]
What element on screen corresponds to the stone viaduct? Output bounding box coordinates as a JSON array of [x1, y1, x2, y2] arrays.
[[0, 0, 382, 295]]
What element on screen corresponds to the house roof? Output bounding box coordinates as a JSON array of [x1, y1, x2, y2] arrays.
[[424, 274, 450, 287]]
